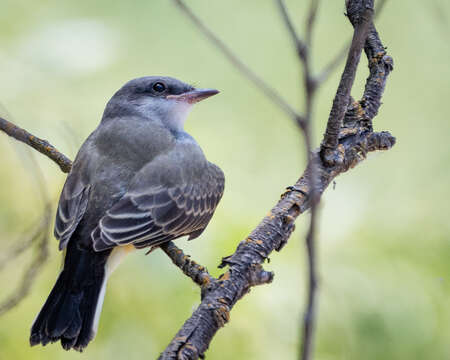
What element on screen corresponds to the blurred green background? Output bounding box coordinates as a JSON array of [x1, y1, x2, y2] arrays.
[[0, 0, 449, 359]]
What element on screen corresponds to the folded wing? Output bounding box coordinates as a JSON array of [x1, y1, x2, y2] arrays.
[[92, 162, 224, 251], [54, 171, 90, 251]]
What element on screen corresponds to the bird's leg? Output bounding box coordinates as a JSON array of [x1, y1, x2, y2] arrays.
[[145, 245, 160, 255]]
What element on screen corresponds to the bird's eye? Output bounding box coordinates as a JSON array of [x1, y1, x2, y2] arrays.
[[152, 82, 166, 93]]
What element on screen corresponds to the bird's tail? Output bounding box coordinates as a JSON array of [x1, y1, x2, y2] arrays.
[[30, 240, 110, 351]]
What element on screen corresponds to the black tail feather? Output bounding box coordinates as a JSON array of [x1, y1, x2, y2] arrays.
[[30, 241, 109, 352]]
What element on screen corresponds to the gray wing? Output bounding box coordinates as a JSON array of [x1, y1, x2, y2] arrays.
[[92, 162, 224, 251], [54, 171, 90, 250]]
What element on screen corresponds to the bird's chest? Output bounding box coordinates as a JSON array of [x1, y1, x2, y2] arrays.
[[95, 119, 174, 166]]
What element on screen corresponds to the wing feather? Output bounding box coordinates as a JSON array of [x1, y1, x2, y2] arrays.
[[92, 162, 224, 251], [54, 173, 90, 250]]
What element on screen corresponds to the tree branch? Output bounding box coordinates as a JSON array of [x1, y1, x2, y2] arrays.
[[275, 0, 308, 61], [0, 116, 72, 173], [0, 204, 51, 316], [159, 128, 395, 359], [0, 125, 54, 316], [274, 1, 321, 358], [159, 1, 394, 358], [160, 242, 215, 289], [320, 0, 374, 166], [316, 0, 388, 85], [0, 211, 49, 272]]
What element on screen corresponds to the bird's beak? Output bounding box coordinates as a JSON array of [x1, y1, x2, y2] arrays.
[[167, 88, 219, 104]]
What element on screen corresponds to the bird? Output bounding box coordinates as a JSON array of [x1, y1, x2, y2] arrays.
[[29, 76, 224, 351]]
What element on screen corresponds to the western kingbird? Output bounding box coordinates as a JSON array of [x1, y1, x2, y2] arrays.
[[30, 76, 224, 351]]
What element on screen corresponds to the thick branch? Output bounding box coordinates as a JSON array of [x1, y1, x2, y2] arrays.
[[159, 128, 395, 359], [160, 1, 393, 358], [359, 25, 393, 122], [320, 0, 374, 165]]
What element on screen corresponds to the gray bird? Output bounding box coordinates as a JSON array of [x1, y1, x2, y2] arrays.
[[30, 76, 224, 351]]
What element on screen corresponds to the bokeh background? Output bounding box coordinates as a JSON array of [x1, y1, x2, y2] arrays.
[[0, 1, 449, 359]]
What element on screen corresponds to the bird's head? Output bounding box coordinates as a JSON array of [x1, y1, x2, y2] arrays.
[[102, 76, 219, 131]]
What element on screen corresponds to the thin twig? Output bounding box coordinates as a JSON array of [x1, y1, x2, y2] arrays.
[[0, 204, 51, 316], [305, 0, 319, 47], [274, 0, 321, 358], [299, 58, 320, 360], [0, 213, 49, 271], [316, 44, 350, 85], [300, 0, 320, 356], [300, 167, 319, 360], [160, 242, 215, 288], [0, 115, 54, 315], [172, 0, 304, 124], [0, 116, 72, 173], [275, 0, 308, 60]]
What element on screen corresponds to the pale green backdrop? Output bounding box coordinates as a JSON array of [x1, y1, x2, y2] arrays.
[[0, 1, 449, 359]]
